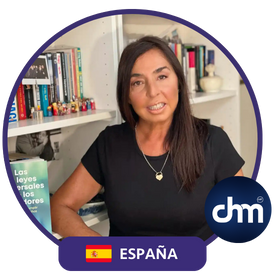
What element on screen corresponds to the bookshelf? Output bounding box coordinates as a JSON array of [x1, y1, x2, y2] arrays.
[[190, 90, 236, 105], [7, 13, 255, 238], [8, 109, 116, 138]]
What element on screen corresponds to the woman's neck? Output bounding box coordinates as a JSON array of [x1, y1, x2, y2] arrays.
[[135, 120, 171, 156]]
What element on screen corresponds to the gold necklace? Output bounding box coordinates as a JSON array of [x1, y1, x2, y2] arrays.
[[135, 125, 170, 181]]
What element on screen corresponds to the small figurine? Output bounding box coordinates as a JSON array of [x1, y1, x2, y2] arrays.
[[90, 98, 96, 110], [74, 98, 80, 112], [66, 103, 71, 114], [47, 105, 53, 117], [81, 98, 87, 111], [52, 103, 58, 116], [71, 101, 76, 113]]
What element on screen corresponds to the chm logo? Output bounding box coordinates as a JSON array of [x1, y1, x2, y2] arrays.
[[212, 196, 263, 223], [205, 177, 271, 243]]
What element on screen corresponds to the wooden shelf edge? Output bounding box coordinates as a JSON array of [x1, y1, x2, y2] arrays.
[[8, 109, 116, 138], [190, 90, 236, 105]]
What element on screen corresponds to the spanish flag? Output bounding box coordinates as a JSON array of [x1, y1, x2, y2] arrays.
[[86, 245, 112, 262]]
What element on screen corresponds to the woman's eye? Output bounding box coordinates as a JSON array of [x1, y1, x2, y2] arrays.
[[132, 81, 142, 86], [158, 75, 167, 80]]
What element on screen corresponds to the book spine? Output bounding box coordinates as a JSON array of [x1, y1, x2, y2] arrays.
[[16, 83, 27, 120], [9, 96, 18, 122], [77, 47, 84, 99], [188, 50, 196, 97], [56, 53, 64, 102], [177, 43, 182, 66], [208, 50, 215, 65], [71, 49, 78, 100], [170, 43, 175, 54], [195, 46, 200, 92], [39, 85, 49, 117], [74, 48, 81, 99], [174, 43, 178, 58], [52, 53, 59, 102], [203, 46, 206, 76], [68, 52, 74, 101], [24, 85, 34, 118], [32, 84, 41, 110], [59, 52, 69, 103], [64, 53, 71, 102], [45, 53, 55, 104], [181, 44, 187, 78]]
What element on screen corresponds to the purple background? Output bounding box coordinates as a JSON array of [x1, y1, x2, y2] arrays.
[[59, 236, 206, 271]]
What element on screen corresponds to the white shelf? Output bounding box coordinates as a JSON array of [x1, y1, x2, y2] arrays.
[[189, 90, 236, 105], [8, 109, 116, 138], [52, 209, 109, 239]]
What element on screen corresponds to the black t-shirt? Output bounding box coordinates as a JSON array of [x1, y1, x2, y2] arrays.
[[81, 122, 245, 240]]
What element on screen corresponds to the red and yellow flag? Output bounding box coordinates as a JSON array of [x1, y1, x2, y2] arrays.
[[86, 245, 112, 262]]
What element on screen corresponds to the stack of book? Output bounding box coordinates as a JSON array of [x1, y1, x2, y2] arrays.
[[9, 46, 84, 123], [168, 42, 215, 96], [43, 46, 84, 103]]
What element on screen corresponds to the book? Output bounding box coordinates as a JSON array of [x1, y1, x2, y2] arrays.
[[56, 53, 64, 102], [9, 96, 18, 122], [16, 83, 27, 120], [10, 158, 52, 234], [43, 46, 79, 102], [77, 47, 84, 99], [45, 53, 55, 104], [188, 50, 196, 97], [32, 84, 41, 110], [52, 53, 59, 102], [9, 152, 39, 162], [59, 52, 69, 102], [176, 43, 182, 66], [39, 85, 49, 117], [207, 50, 215, 65], [24, 85, 34, 118]]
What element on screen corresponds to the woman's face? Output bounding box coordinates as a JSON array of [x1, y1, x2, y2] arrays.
[[36, 131, 47, 144], [129, 48, 179, 126]]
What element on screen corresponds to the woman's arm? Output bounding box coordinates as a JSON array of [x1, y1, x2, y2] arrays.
[[50, 162, 103, 237]]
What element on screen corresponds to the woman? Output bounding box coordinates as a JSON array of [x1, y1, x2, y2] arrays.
[[50, 36, 244, 240]]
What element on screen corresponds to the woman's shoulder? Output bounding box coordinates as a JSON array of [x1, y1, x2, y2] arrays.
[[206, 124, 232, 146], [103, 122, 131, 133], [207, 124, 224, 135], [99, 122, 133, 140]]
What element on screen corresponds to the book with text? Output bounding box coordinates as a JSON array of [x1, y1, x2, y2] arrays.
[[10, 158, 52, 233]]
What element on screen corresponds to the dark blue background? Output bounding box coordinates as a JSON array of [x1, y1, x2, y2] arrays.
[[205, 177, 271, 243]]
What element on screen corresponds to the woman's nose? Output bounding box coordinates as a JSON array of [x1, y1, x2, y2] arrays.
[[146, 80, 160, 98]]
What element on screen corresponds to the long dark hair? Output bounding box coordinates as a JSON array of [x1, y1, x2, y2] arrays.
[[117, 36, 208, 192]]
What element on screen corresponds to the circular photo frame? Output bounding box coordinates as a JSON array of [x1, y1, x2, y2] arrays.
[[0, 6, 265, 247]]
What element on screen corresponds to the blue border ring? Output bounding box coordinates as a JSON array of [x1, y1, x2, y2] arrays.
[[2, 9, 262, 246]]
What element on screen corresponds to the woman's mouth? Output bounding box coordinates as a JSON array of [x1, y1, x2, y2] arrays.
[[147, 102, 166, 112]]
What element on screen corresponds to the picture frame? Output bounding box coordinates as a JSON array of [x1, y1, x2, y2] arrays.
[[22, 55, 50, 85]]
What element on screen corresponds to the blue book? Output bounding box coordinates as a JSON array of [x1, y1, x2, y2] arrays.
[[39, 85, 49, 117], [208, 50, 215, 65], [10, 159, 52, 234], [9, 96, 18, 122]]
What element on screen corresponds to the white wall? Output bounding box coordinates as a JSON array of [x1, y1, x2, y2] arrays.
[[240, 83, 257, 177]]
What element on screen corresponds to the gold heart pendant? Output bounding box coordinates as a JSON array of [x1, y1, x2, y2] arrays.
[[156, 172, 163, 181]]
